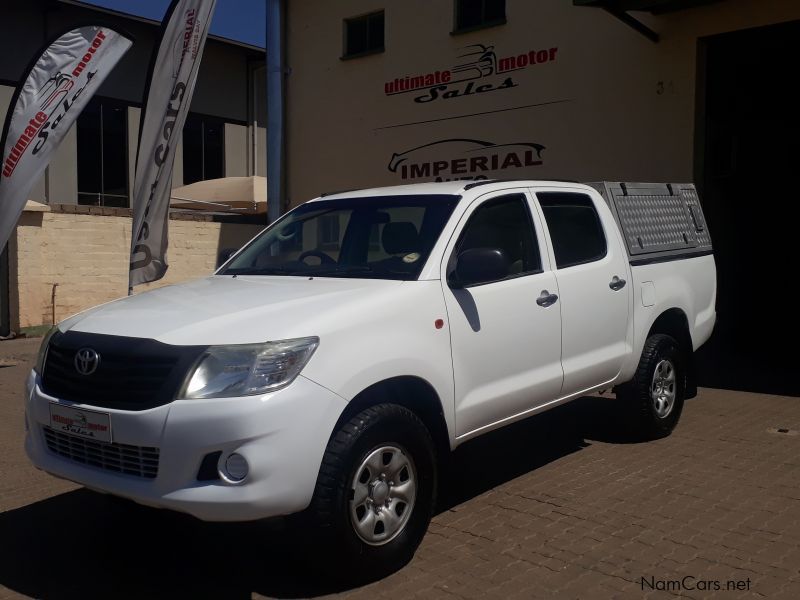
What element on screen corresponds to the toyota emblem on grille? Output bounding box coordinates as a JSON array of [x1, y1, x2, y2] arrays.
[[74, 348, 100, 375]]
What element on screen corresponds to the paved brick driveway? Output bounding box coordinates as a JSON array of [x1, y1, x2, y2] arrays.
[[1, 337, 799, 599]]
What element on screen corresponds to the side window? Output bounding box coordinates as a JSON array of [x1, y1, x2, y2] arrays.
[[537, 192, 607, 269], [455, 194, 541, 277]]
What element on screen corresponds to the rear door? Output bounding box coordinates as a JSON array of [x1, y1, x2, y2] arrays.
[[531, 188, 630, 396], [442, 189, 564, 438]]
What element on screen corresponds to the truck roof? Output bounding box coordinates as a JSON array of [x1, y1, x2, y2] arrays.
[[310, 180, 713, 264], [313, 180, 592, 201]]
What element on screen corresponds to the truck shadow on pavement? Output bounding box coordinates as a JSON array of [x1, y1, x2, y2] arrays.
[[0, 395, 647, 599]]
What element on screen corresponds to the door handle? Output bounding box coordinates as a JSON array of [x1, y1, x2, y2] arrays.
[[536, 290, 559, 307], [609, 276, 627, 291]]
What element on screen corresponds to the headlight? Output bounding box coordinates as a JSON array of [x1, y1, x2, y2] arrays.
[[33, 326, 58, 375], [182, 337, 319, 399]]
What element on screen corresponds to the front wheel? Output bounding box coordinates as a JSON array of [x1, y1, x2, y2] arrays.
[[619, 334, 686, 438], [308, 404, 437, 582]]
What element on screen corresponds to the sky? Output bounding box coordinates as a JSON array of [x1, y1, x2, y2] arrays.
[[82, 0, 266, 47]]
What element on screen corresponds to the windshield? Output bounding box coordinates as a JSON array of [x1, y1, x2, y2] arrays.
[[219, 194, 460, 280]]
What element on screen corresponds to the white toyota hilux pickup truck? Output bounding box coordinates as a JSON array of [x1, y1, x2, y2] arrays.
[[25, 180, 716, 576]]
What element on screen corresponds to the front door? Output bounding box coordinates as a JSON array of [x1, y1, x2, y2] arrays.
[[442, 190, 564, 438]]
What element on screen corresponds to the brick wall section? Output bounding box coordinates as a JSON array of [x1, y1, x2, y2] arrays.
[[9, 204, 264, 330]]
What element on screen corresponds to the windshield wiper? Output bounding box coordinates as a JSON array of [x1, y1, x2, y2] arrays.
[[224, 267, 305, 276], [304, 265, 377, 277], [226, 265, 410, 279]]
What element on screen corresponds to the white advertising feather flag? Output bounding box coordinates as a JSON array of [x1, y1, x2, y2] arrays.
[[129, 0, 218, 288], [0, 26, 133, 251]]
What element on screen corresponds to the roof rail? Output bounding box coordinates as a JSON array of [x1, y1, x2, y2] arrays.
[[320, 189, 356, 197], [462, 180, 499, 191], [463, 178, 582, 192]]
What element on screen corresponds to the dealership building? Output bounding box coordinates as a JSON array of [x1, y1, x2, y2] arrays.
[[274, 0, 799, 393], [1, 0, 797, 392], [0, 0, 266, 336], [0, 0, 267, 206]]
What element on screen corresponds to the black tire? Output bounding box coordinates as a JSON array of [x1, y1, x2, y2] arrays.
[[618, 334, 686, 438], [309, 403, 437, 582]]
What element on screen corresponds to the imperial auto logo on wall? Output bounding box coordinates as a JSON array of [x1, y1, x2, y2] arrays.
[[388, 139, 546, 182], [384, 42, 559, 103]]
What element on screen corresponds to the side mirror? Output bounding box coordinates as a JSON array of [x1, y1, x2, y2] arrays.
[[450, 248, 510, 288], [216, 248, 237, 269]]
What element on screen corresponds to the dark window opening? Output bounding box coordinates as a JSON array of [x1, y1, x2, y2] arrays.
[[183, 114, 225, 185], [537, 192, 607, 269], [77, 98, 128, 207], [343, 11, 385, 58], [454, 0, 506, 33], [455, 194, 541, 278]]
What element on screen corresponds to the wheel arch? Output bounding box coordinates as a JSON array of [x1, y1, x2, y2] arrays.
[[646, 308, 697, 399], [332, 376, 452, 464]]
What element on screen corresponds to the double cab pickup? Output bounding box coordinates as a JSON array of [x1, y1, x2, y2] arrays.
[[25, 180, 716, 576]]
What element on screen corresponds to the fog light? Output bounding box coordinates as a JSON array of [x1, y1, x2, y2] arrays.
[[224, 453, 249, 481]]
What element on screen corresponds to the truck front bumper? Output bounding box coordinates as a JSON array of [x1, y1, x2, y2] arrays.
[[24, 370, 346, 522]]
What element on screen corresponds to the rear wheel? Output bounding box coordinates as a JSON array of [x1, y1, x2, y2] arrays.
[[309, 404, 437, 582], [619, 334, 686, 438]]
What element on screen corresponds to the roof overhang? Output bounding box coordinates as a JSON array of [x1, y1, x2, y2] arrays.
[[574, 0, 725, 42], [573, 0, 723, 13], [56, 0, 266, 53]]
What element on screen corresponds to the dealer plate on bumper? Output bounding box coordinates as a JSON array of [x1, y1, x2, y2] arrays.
[[49, 403, 112, 443]]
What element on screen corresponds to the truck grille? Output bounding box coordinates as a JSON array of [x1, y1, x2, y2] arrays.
[[41, 331, 206, 411], [44, 426, 160, 479]]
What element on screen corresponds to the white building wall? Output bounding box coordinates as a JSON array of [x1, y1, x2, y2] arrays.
[[284, 0, 800, 205], [0, 1, 265, 211]]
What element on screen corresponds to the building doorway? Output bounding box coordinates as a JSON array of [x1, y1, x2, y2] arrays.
[[695, 20, 800, 396]]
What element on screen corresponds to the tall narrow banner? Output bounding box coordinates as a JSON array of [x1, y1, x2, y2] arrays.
[[129, 0, 218, 287], [0, 26, 133, 251]]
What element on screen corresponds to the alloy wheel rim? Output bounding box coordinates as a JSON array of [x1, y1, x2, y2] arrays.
[[651, 359, 676, 418], [349, 445, 417, 546]]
